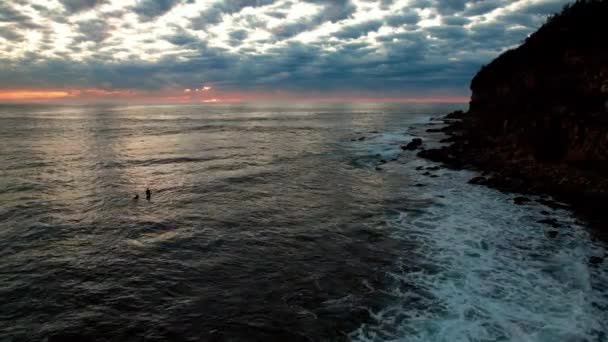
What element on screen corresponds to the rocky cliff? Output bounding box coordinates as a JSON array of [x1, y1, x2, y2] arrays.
[[420, 0, 608, 230], [470, 0, 608, 163]]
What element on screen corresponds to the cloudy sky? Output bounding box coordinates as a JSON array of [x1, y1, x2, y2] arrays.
[[0, 0, 569, 102]]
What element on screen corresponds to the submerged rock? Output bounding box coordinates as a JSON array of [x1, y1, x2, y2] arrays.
[[546, 230, 559, 238], [401, 138, 423, 150], [538, 218, 561, 228], [589, 256, 604, 264], [468, 176, 488, 185]]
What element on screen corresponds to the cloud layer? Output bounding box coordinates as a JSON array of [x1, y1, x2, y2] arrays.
[[0, 0, 571, 99]]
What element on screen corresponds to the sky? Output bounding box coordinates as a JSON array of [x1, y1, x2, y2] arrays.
[[0, 0, 570, 103]]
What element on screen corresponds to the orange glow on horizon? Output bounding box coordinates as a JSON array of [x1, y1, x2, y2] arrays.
[[0, 90, 71, 100], [0, 88, 470, 104]]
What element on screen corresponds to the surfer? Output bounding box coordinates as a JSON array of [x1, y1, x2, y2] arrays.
[[146, 187, 151, 201]]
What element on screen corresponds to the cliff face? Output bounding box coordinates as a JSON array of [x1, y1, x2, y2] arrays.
[[467, 0, 608, 165]]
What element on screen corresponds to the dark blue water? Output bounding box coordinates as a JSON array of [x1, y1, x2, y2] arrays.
[[1, 103, 606, 341]]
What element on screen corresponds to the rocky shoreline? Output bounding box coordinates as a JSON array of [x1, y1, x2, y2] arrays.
[[403, 0, 608, 240], [416, 110, 608, 240]]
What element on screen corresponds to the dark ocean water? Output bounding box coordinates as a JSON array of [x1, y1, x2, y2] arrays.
[[1, 103, 607, 342]]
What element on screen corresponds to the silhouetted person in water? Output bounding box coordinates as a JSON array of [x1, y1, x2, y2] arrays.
[[133, 194, 139, 200], [146, 188, 151, 201]]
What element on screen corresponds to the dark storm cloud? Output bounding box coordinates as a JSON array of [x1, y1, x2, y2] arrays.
[[427, 25, 468, 40], [164, 30, 201, 46], [271, 0, 356, 39], [190, 0, 276, 29], [521, 0, 568, 14], [442, 16, 471, 26], [74, 19, 111, 43], [59, 0, 107, 13], [0, 4, 29, 23], [133, 0, 183, 20], [228, 29, 248, 46], [462, 0, 508, 15], [0, 26, 23, 41], [0, 3, 42, 29], [385, 12, 421, 27], [334, 20, 383, 39]]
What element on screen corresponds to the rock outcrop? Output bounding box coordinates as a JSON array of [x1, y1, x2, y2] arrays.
[[467, 0, 608, 165], [420, 0, 608, 232]]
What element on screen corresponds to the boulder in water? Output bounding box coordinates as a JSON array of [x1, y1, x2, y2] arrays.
[[401, 138, 423, 150], [468, 176, 488, 185], [546, 230, 559, 238], [538, 218, 561, 228], [589, 256, 604, 264]]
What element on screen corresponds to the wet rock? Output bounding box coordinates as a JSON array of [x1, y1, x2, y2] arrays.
[[468, 176, 488, 185], [426, 128, 443, 133], [546, 230, 559, 238], [536, 199, 570, 210], [589, 256, 604, 264], [513, 196, 531, 205], [538, 218, 561, 228], [445, 110, 465, 119], [401, 138, 423, 150]]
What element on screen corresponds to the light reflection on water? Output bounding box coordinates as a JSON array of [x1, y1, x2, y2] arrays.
[[0, 102, 460, 341]]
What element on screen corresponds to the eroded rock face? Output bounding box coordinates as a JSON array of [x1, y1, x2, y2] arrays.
[[419, 1, 608, 233], [466, 0, 608, 165], [402, 138, 423, 150]]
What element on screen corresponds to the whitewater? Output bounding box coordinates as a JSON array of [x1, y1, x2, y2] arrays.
[[351, 123, 608, 342]]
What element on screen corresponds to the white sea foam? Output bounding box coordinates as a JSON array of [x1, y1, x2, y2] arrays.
[[351, 131, 608, 342]]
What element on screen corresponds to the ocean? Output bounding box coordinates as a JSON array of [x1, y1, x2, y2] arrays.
[[1, 103, 607, 341]]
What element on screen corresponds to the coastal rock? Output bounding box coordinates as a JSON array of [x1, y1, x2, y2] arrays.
[[401, 138, 423, 150], [538, 218, 561, 228], [418, 1, 608, 232], [426, 128, 443, 133], [546, 230, 559, 238], [589, 256, 604, 264], [468, 176, 488, 185]]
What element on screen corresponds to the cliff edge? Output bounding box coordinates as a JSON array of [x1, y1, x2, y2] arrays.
[[420, 0, 608, 229]]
